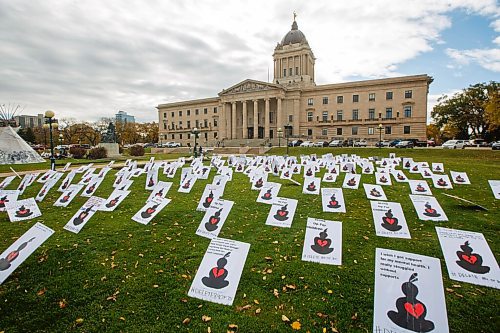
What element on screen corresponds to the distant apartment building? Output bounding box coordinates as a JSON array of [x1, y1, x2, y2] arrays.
[[115, 110, 135, 123], [14, 114, 45, 128]]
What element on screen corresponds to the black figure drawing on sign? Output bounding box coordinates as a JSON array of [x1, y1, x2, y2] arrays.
[[273, 204, 289, 221], [436, 178, 448, 187], [455, 175, 465, 183], [327, 194, 341, 209], [346, 177, 357, 187], [310, 229, 334, 255], [381, 209, 402, 232], [387, 273, 435, 332], [202, 191, 214, 208], [306, 181, 316, 192], [0, 195, 9, 208], [254, 178, 264, 188], [455, 241, 490, 274], [147, 176, 155, 188], [60, 191, 72, 203], [141, 203, 159, 219], [182, 179, 191, 189], [73, 205, 94, 226], [379, 175, 388, 183], [105, 195, 121, 208], [86, 183, 96, 194], [202, 252, 230, 289], [422, 202, 440, 217], [15, 205, 33, 218], [0, 237, 35, 271], [261, 188, 273, 201], [205, 208, 222, 231], [415, 184, 426, 193], [370, 188, 382, 197]]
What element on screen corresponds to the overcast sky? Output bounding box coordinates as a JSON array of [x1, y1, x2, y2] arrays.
[[0, 0, 498, 122]]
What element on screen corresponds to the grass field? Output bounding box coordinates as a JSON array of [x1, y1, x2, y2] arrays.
[[0, 148, 499, 332]]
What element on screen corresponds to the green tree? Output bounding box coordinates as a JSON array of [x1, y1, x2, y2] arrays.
[[431, 81, 498, 140]]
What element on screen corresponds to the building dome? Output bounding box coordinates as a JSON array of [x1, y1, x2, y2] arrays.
[[281, 20, 308, 45]]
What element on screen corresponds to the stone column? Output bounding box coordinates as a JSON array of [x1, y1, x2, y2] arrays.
[[293, 98, 300, 136], [253, 99, 259, 139], [276, 98, 282, 130], [218, 104, 225, 140], [264, 98, 270, 139], [231, 102, 237, 140], [224, 103, 230, 139], [242, 100, 248, 139]]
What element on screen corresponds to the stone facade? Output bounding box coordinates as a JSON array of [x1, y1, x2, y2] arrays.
[[157, 19, 432, 146]]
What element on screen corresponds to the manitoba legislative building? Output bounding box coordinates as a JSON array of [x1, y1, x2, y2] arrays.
[[157, 18, 433, 147]]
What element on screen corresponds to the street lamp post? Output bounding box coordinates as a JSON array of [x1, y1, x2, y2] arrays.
[[191, 127, 200, 158], [44, 110, 57, 170], [378, 123, 383, 149], [284, 124, 292, 155], [277, 127, 283, 148]]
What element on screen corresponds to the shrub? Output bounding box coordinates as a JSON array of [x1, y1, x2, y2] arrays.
[[69, 146, 86, 159], [87, 147, 107, 159], [129, 145, 145, 156]]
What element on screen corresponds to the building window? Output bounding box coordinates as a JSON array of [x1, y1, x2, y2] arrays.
[[368, 109, 375, 120], [289, 68, 292, 76], [195, 109, 199, 115], [213, 107, 217, 113], [337, 96, 343, 104], [352, 126, 358, 135], [214, 119, 218, 127], [179, 121, 183, 128], [385, 108, 393, 119], [352, 109, 359, 120], [405, 90, 413, 98], [386, 91, 393, 100], [214, 132, 218, 138], [187, 121, 191, 128], [353, 94, 359, 103], [188, 133, 191, 139], [404, 126, 411, 134], [323, 97, 329, 105], [369, 93, 375, 101], [337, 128, 343, 135], [171, 112, 174, 118], [187, 110, 191, 116], [385, 126, 392, 135], [283, 69, 286, 77], [171, 134, 175, 140], [204, 132, 208, 139], [179, 134, 182, 140], [179, 110, 182, 117], [336, 110, 343, 121], [270, 112, 274, 123], [307, 112, 313, 122], [204, 119, 208, 127], [163, 112, 166, 118], [204, 108, 208, 114], [322, 111, 328, 122], [195, 120, 199, 127], [307, 129, 312, 136], [368, 127, 374, 135], [322, 128, 328, 136], [307, 98, 313, 106], [295, 67, 299, 75], [163, 123, 167, 130], [404, 105, 412, 118], [288, 115, 293, 122]]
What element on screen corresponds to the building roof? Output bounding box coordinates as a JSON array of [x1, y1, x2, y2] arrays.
[[280, 20, 308, 46]]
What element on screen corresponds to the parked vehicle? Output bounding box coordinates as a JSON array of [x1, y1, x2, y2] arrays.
[[313, 141, 329, 147], [442, 140, 465, 149], [354, 139, 368, 147], [375, 140, 390, 147], [492, 141, 500, 150], [143, 143, 157, 148], [427, 140, 436, 147], [167, 142, 181, 148], [288, 140, 303, 147], [406, 138, 428, 147], [328, 140, 343, 147], [395, 140, 414, 148], [300, 141, 314, 147], [389, 139, 402, 147]]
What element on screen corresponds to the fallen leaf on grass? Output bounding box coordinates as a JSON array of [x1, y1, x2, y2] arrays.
[[182, 318, 191, 325], [255, 308, 261, 314], [37, 288, 47, 296], [282, 315, 290, 322], [59, 299, 68, 309], [291, 321, 301, 330], [202, 315, 211, 322], [227, 324, 238, 332], [236, 304, 251, 312], [75, 318, 84, 326]]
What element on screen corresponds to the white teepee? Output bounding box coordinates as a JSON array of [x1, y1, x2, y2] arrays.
[[0, 126, 45, 164]]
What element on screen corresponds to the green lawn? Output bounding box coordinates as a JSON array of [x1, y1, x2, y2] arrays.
[[0, 148, 499, 332]]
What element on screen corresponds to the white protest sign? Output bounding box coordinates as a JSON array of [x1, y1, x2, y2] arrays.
[[375, 172, 392, 186], [488, 180, 500, 199], [251, 173, 268, 190], [450, 171, 470, 185], [0, 176, 16, 190], [0, 223, 54, 285], [321, 188, 346, 213], [54, 184, 84, 207], [432, 174, 453, 189], [303, 176, 321, 195], [322, 173, 337, 183], [256, 182, 281, 204], [63, 196, 105, 234], [146, 181, 173, 202], [178, 174, 197, 193], [370, 201, 410, 239], [408, 180, 433, 196], [100, 189, 131, 211], [432, 163, 444, 173], [301, 218, 342, 265], [265, 197, 298, 228], [373, 248, 449, 333], [390, 169, 408, 183], [58, 171, 76, 192], [188, 237, 250, 306], [342, 174, 361, 189], [36, 178, 58, 202], [409, 194, 448, 221], [196, 199, 234, 239], [132, 196, 171, 225], [363, 184, 387, 201], [5, 198, 42, 222], [0, 190, 20, 212], [436, 227, 500, 289], [81, 177, 104, 197], [197, 184, 224, 212], [145, 166, 159, 190]]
